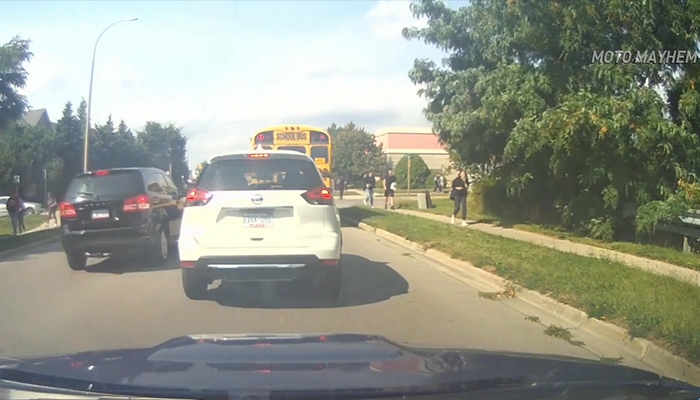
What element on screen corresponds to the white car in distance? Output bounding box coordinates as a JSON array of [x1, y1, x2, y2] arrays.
[[0, 196, 42, 218], [178, 149, 343, 300]]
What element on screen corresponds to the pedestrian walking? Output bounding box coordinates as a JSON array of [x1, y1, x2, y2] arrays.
[[5, 194, 20, 235], [338, 177, 346, 200], [17, 196, 27, 233], [364, 172, 375, 208], [449, 170, 470, 226], [434, 174, 440, 192], [440, 175, 447, 193], [47, 192, 58, 226], [383, 169, 397, 209]]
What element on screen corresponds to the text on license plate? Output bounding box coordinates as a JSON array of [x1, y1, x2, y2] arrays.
[[91, 210, 110, 219], [243, 213, 273, 228]]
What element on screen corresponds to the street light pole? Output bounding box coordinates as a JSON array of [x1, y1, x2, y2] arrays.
[[83, 17, 138, 172]]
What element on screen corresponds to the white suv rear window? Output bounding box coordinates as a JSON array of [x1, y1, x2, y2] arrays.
[[197, 158, 324, 191]]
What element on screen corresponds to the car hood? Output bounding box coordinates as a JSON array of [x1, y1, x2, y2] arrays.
[[0, 333, 696, 398]]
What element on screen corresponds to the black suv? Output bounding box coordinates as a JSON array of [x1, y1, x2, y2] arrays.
[[59, 168, 183, 270]]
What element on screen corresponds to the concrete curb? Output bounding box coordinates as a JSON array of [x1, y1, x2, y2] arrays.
[[0, 232, 60, 261], [346, 216, 700, 386]]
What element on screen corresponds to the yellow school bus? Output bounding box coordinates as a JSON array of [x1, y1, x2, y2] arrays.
[[251, 125, 332, 187]]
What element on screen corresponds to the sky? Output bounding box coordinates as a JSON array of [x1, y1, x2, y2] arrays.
[[1, 0, 466, 168]]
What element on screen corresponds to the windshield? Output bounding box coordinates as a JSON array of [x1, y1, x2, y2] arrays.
[[3, 0, 700, 398]]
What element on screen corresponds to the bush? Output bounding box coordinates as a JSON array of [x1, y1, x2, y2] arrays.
[[394, 155, 431, 190], [473, 175, 506, 216]]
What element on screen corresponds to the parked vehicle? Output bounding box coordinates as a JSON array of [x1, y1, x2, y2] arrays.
[[0, 196, 42, 218]]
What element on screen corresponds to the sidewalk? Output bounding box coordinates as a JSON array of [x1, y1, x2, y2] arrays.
[[26, 218, 61, 233], [339, 192, 449, 201], [392, 208, 700, 287]]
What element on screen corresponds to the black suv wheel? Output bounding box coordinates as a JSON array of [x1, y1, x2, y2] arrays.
[[66, 253, 87, 271], [147, 225, 169, 265]]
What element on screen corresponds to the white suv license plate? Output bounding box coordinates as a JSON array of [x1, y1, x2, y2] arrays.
[[243, 213, 273, 228], [91, 210, 110, 220]]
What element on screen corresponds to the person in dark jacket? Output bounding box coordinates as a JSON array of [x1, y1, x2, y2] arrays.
[[383, 169, 397, 209], [5, 194, 20, 235], [450, 170, 470, 226], [341, 177, 347, 200]]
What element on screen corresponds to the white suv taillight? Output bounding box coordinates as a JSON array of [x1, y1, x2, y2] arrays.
[[123, 194, 151, 212], [301, 186, 333, 205], [185, 188, 213, 207]]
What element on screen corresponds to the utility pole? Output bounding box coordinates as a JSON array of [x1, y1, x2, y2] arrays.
[[406, 154, 411, 195]]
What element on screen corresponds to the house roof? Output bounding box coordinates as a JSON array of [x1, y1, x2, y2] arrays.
[[22, 109, 49, 127]]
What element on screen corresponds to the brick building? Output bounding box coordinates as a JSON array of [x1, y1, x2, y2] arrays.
[[374, 127, 451, 172]]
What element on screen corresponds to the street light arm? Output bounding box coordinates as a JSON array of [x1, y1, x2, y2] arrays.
[[92, 18, 136, 61], [83, 17, 138, 172]]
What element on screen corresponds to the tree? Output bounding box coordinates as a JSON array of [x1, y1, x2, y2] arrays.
[[394, 154, 430, 190], [53, 101, 84, 193], [0, 122, 57, 198], [404, 0, 700, 240], [76, 98, 87, 134], [137, 122, 190, 190], [329, 122, 385, 182], [0, 36, 196, 200], [327, 123, 341, 137], [0, 36, 32, 129]]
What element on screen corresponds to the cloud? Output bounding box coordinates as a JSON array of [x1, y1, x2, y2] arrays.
[[98, 57, 143, 90], [365, 0, 427, 41], [22, 53, 66, 96], [98, 56, 430, 164]]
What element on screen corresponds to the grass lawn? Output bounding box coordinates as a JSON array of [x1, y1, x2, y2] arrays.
[[341, 206, 700, 365], [398, 197, 700, 272], [0, 214, 47, 238]]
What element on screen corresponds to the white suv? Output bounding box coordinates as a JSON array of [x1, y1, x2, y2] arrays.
[[178, 149, 343, 300]]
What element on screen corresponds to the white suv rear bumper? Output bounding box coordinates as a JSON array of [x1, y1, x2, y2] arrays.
[[178, 232, 342, 263]]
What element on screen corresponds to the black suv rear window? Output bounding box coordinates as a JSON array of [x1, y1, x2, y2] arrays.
[[197, 158, 324, 191], [64, 171, 144, 201]]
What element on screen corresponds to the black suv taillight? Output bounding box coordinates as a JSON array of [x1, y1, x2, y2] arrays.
[[59, 202, 77, 218], [123, 194, 151, 212], [301, 186, 333, 205]]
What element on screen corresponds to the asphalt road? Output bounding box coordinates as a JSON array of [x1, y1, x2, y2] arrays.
[[0, 200, 660, 376]]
